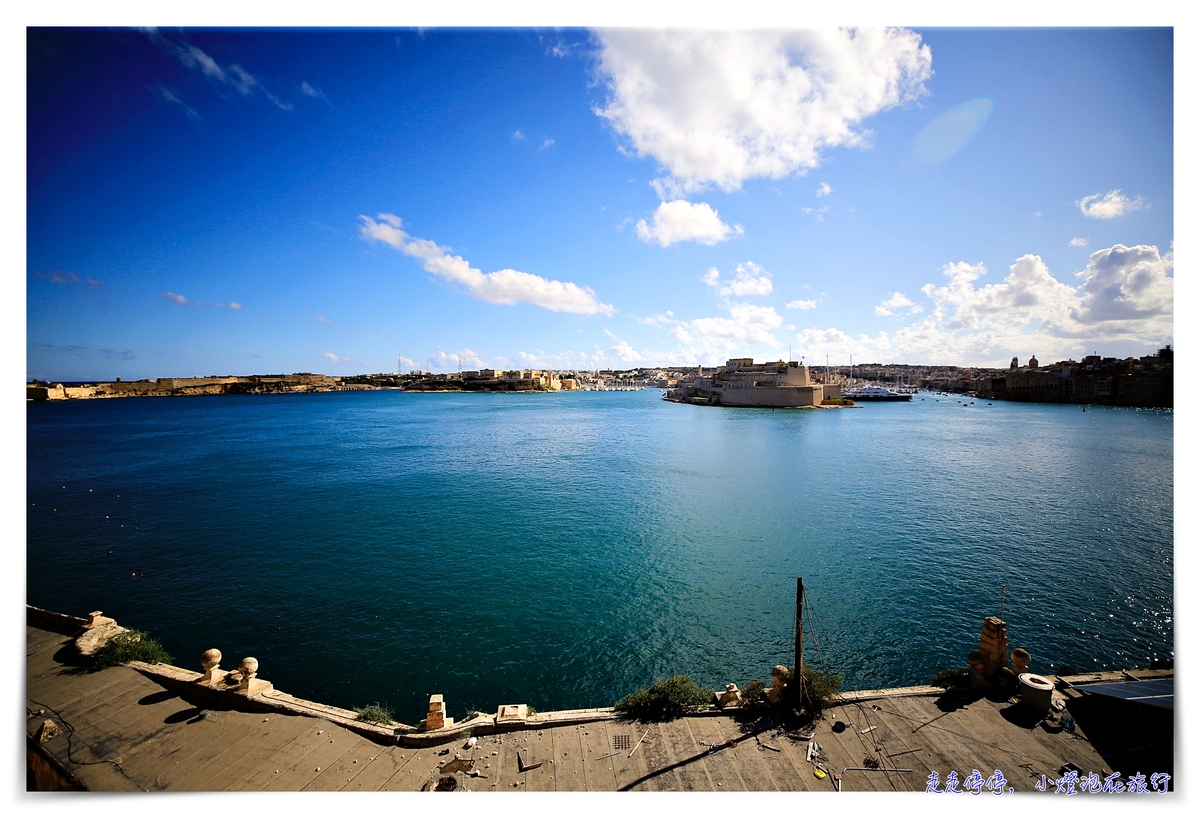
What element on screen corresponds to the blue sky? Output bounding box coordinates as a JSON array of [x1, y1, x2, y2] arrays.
[[26, 25, 1174, 379]]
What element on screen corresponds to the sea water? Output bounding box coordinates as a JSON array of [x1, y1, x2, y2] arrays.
[[26, 390, 1172, 721]]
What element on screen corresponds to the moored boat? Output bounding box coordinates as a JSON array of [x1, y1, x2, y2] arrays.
[[841, 384, 913, 402]]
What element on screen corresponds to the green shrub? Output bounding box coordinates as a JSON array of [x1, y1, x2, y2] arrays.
[[737, 667, 841, 713], [614, 675, 711, 722], [91, 630, 173, 670], [740, 679, 766, 706], [797, 666, 841, 714], [354, 703, 395, 725], [931, 668, 971, 689]]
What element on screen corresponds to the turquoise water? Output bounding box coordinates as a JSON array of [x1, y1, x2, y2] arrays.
[[26, 390, 1173, 722]]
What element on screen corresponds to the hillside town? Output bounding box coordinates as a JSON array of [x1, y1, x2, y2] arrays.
[[27, 346, 1171, 408]]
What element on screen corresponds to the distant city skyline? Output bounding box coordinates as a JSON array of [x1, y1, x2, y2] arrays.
[[27, 26, 1173, 380]]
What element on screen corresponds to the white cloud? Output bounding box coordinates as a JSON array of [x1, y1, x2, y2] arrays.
[[703, 261, 773, 297], [185, 44, 226, 82], [144, 30, 292, 111], [635, 200, 742, 247], [636, 311, 676, 327], [593, 28, 932, 196], [397, 355, 419, 370], [815, 182, 833, 197], [787, 299, 819, 310], [152, 85, 201, 122], [795, 326, 892, 363], [611, 340, 641, 362], [792, 243, 1172, 366], [541, 138, 555, 149], [873, 291, 923, 317], [1073, 243, 1173, 323], [635, 300, 785, 359], [36, 270, 103, 290], [317, 314, 332, 324], [323, 352, 350, 364], [1069, 237, 1089, 247], [300, 81, 328, 101], [686, 302, 784, 347], [1076, 189, 1146, 219], [359, 213, 615, 315], [514, 342, 685, 370], [431, 348, 486, 370], [163, 291, 241, 309], [512, 130, 526, 140]]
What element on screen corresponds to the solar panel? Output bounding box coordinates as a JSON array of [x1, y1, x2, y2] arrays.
[[1072, 678, 1173, 709]]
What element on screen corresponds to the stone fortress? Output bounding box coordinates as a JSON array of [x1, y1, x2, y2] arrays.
[[665, 358, 845, 408]]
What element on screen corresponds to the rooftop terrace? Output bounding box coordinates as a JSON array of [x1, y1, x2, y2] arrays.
[[26, 607, 1172, 793]]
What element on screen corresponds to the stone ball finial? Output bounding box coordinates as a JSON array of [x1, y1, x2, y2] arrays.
[[201, 649, 222, 671], [771, 665, 789, 684], [1011, 648, 1031, 674], [239, 657, 259, 678]]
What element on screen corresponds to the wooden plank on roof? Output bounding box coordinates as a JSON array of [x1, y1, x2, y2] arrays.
[[659, 719, 713, 792], [261, 724, 363, 791], [340, 746, 416, 792], [891, 695, 1015, 788], [549, 724, 584, 791], [54, 686, 191, 771], [521, 726, 555, 791], [117, 714, 251, 790], [619, 721, 681, 792], [113, 710, 228, 788], [605, 721, 646, 791], [83, 688, 204, 753], [575, 722, 612, 791], [174, 714, 314, 791], [686, 716, 753, 791], [756, 725, 814, 791], [585, 720, 622, 791], [301, 735, 382, 791], [225, 721, 330, 791], [70, 757, 143, 792], [28, 663, 135, 711], [379, 746, 442, 792]]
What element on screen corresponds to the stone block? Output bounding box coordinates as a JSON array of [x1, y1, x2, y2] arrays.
[[496, 704, 528, 723], [197, 648, 226, 686], [36, 719, 62, 743], [236, 678, 273, 697], [716, 684, 742, 708]]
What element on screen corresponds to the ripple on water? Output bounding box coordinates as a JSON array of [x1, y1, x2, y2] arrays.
[[27, 391, 1172, 715]]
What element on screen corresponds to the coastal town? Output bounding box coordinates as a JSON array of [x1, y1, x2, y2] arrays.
[[28, 344, 1173, 409]]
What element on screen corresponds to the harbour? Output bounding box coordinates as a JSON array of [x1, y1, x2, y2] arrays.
[[25, 23, 1177, 797], [26, 388, 1173, 723]]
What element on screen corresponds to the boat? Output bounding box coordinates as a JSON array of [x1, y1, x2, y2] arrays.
[[841, 384, 913, 402]]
